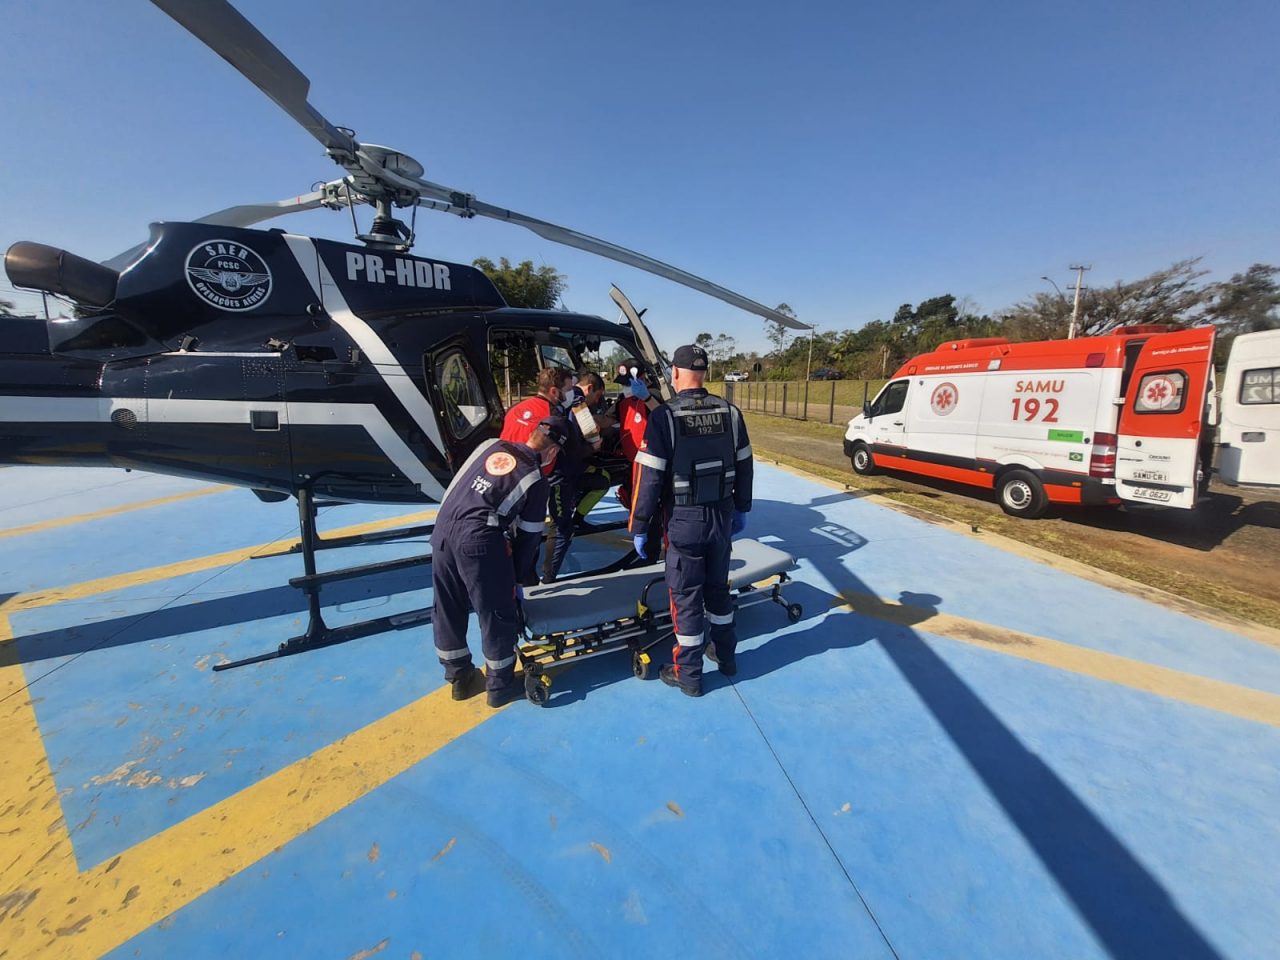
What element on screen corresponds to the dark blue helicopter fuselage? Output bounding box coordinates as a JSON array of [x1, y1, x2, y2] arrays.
[[1, 223, 643, 504]]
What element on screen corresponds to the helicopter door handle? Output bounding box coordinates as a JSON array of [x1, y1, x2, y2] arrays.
[[250, 410, 280, 431]]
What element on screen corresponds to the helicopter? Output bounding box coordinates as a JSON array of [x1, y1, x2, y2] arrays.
[[1, 0, 808, 667]]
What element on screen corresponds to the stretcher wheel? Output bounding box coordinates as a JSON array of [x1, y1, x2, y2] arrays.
[[786, 603, 803, 623], [632, 650, 651, 680], [524, 671, 550, 706]]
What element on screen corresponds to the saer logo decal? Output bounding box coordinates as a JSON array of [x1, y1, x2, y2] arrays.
[[185, 240, 273, 311]]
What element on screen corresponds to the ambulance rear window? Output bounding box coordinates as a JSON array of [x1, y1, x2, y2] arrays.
[[1241, 367, 1279, 405], [1133, 370, 1187, 414]]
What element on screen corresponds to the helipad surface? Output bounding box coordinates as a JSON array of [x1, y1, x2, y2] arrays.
[[1, 463, 1278, 959]]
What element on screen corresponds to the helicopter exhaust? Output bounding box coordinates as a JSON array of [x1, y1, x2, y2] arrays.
[[5, 241, 118, 308]]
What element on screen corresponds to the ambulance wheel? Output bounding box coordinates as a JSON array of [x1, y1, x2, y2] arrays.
[[997, 469, 1047, 519], [850, 443, 877, 476], [524, 672, 549, 706], [631, 650, 651, 680], [787, 603, 803, 623]]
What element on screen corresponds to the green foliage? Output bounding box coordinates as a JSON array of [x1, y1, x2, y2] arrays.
[[763, 303, 796, 357], [472, 257, 567, 309], [1204, 264, 1280, 336], [706, 258, 1276, 382]]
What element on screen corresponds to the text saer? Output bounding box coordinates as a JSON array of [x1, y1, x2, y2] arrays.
[[346, 252, 452, 290]]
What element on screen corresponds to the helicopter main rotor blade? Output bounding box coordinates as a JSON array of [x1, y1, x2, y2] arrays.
[[409, 189, 810, 331], [101, 181, 365, 270], [150, 0, 355, 156], [194, 183, 366, 229]]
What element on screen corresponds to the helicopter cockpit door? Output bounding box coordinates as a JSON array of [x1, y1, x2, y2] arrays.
[[428, 340, 502, 466], [610, 286, 674, 402]]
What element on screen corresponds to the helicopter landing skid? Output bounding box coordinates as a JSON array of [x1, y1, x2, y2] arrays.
[[261, 521, 436, 558], [215, 487, 433, 672]]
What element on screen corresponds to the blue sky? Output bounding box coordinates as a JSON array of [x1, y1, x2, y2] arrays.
[[3, 0, 1276, 353]]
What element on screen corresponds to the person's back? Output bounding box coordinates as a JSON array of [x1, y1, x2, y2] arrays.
[[500, 368, 570, 446]]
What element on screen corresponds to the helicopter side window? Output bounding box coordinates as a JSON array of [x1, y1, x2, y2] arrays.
[[540, 345, 576, 374], [435, 349, 489, 439]]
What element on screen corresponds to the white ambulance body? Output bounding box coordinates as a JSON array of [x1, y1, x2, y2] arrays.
[[1218, 329, 1280, 488], [844, 326, 1218, 518]]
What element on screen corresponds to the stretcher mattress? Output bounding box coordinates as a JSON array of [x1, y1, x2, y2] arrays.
[[521, 538, 796, 636]]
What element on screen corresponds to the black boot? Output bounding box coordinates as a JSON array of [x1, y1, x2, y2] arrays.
[[704, 645, 737, 677], [660, 665, 702, 697], [486, 683, 522, 709], [450, 665, 485, 702]]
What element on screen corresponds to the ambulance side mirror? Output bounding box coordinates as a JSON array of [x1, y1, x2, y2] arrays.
[[863, 401, 872, 419]]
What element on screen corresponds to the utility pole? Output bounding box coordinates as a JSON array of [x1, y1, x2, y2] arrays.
[[1067, 264, 1089, 339]]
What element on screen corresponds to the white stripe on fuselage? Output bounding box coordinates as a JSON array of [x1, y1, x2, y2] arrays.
[[0, 395, 446, 501], [282, 234, 449, 460]]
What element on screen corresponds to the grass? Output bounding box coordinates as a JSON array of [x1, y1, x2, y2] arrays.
[[740, 411, 1280, 631]]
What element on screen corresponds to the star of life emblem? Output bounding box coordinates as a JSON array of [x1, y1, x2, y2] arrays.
[[185, 239, 272, 311], [485, 452, 517, 477], [930, 382, 959, 416]]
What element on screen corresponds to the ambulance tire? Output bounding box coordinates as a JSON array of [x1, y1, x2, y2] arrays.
[[850, 443, 878, 476], [997, 469, 1047, 519]]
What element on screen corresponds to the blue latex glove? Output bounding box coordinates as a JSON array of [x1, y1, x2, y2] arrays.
[[731, 511, 748, 537], [633, 533, 648, 557], [515, 584, 525, 602], [630, 376, 650, 401]]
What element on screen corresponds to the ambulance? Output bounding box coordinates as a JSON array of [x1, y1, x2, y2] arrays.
[[842, 325, 1221, 518], [1217, 328, 1280, 489]]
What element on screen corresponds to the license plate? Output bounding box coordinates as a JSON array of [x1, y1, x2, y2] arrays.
[[1131, 469, 1169, 483], [1130, 486, 1172, 502]]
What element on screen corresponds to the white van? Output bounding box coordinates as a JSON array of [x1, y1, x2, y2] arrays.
[[1218, 329, 1280, 488]]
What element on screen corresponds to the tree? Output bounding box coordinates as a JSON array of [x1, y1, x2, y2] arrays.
[[472, 257, 567, 309], [1203, 263, 1280, 336], [1000, 259, 1212, 340], [764, 303, 795, 358], [1201, 263, 1280, 365], [713, 332, 737, 367]]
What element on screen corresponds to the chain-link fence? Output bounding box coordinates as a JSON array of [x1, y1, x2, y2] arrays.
[[708, 379, 887, 425]]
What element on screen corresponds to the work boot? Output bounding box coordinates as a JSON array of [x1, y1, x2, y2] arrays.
[[660, 665, 702, 698], [486, 683, 522, 709], [450, 666, 485, 702], [704, 645, 738, 677]]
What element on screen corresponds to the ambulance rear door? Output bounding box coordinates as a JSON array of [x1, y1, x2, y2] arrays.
[[1114, 327, 1215, 509]]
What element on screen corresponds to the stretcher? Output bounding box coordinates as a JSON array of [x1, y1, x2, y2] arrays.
[[516, 538, 801, 705]]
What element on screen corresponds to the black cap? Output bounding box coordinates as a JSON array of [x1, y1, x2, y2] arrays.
[[672, 344, 709, 371], [538, 414, 571, 447]]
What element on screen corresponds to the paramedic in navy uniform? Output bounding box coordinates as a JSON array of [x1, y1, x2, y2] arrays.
[[629, 344, 753, 697], [432, 416, 569, 707]]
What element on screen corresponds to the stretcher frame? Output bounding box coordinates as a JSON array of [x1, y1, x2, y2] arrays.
[[516, 539, 802, 705]]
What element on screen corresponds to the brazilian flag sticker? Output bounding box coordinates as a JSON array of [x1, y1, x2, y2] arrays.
[[1069, 452, 1084, 462]]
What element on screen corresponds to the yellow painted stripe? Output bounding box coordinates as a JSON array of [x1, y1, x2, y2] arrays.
[[0, 613, 83, 947], [834, 591, 1280, 728], [3, 679, 496, 960], [0, 485, 233, 541], [0, 509, 437, 615]]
